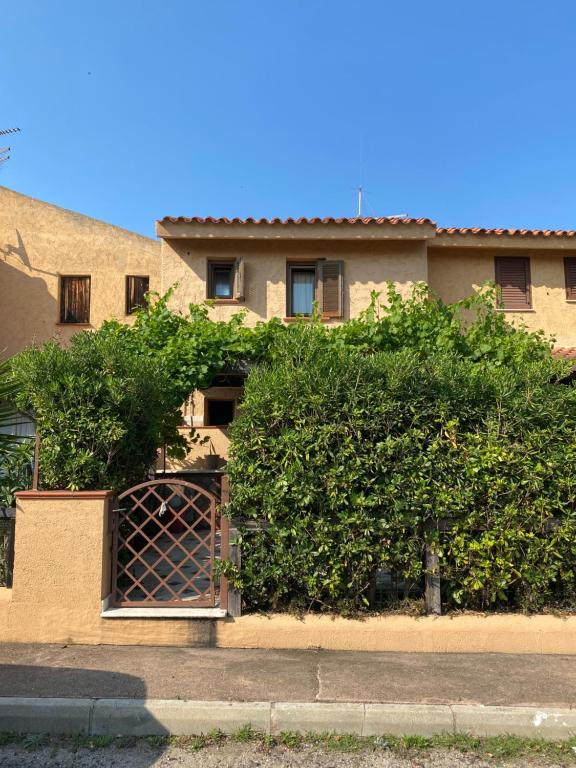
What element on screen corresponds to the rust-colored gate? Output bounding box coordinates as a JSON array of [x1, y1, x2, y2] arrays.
[[111, 478, 229, 609]]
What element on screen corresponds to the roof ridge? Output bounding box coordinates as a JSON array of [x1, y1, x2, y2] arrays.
[[437, 226, 576, 238], [158, 215, 436, 226], [158, 215, 576, 237]]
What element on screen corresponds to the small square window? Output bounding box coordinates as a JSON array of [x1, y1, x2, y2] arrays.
[[60, 276, 90, 324], [205, 399, 235, 426], [126, 275, 150, 314], [208, 262, 234, 299]]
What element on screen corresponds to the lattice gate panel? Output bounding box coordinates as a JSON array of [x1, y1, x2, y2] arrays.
[[112, 479, 219, 607]]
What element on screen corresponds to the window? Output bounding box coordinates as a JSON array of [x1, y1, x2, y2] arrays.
[[126, 275, 150, 314], [495, 257, 531, 310], [59, 276, 90, 323], [205, 399, 235, 427], [286, 261, 344, 318], [208, 262, 233, 298], [289, 265, 316, 315], [565, 258, 576, 301], [207, 257, 244, 300]]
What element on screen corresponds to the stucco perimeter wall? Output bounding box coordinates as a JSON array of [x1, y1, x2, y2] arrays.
[[215, 613, 576, 656], [0, 186, 160, 356], [161, 238, 428, 324], [3, 492, 215, 647], [2, 492, 576, 654], [428, 246, 576, 347]]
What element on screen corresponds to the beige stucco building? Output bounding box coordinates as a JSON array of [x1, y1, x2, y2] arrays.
[[0, 186, 160, 358], [3, 185, 576, 358], [4, 189, 576, 647], [3, 186, 576, 460], [157, 214, 576, 352]]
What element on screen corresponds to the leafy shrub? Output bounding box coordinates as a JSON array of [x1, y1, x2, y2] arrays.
[[0, 440, 33, 509], [6, 288, 275, 493], [0, 356, 33, 507], [128, 290, 255, 401], [226, 303, 576, 613], [12, 326, 187, 491], [334, 283, 552, 365], [9, 281, 576, 613], [123, 282, 553, 388]]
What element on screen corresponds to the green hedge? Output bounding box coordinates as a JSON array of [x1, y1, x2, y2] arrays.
[[12, 327, 187, 491], [10, 282, 576, 613], [226, 315, 576, 614]]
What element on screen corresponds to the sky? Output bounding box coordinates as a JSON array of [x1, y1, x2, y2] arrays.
[[2, 0, 576, 237]]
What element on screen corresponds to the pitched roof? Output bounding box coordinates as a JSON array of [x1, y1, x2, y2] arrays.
[[437, 227, 576, 238], [158, 215, 434, 226], [158, 215, 576, 239]]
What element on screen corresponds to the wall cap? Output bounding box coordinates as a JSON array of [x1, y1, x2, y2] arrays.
[[16, 490, 115, 500]]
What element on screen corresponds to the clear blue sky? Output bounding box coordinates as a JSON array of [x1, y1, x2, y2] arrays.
[[3, 1, 576, 237]]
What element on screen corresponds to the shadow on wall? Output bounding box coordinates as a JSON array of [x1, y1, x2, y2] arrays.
[[0, 234, 59, 357], [0, 665, 171, 740]]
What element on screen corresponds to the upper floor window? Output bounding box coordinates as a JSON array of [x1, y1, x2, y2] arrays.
[[207, 257, 244, 301], [286, 260, 344, 318], [495, 257, 531, 310], [60, 276, 90, 324], [289, 265, 316, 315], [565, 258, 576, 301], [126, 275, 149, 314]]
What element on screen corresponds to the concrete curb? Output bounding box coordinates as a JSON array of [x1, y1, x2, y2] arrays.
[[0, 698, 575, 740]]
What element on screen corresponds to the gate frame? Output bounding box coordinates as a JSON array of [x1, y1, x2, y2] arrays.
[[111, 477, 229, 609]]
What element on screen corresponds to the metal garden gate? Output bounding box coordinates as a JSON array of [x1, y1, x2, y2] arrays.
[[111, 478, 229, 609]]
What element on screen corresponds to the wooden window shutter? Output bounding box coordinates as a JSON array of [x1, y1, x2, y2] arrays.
[[126, 276, 150, 314], [233, 255, 245, 300], [319, 260, 344, 318], [60, 276, 90, 323], [565, 258, 576, 301], [495, 257, 531, 309]]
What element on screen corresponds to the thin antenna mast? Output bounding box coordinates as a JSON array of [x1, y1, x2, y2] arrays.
[[0, 128, 20, 165], [357, 186, 363, 218]]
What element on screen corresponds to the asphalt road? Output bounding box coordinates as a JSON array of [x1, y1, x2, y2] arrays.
[[0, 742, 566, 768]]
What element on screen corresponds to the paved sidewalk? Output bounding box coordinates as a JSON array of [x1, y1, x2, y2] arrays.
[[1, 644, 575, 707], [1, 645, 576, 739]]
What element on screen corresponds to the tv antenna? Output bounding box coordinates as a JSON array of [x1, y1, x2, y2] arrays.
[[356, 185, 407, 219], [0, 127, 21, 166], [357, 186, 364, 217]]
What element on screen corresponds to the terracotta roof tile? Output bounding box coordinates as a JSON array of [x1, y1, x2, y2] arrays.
[[552, 347, 576, 359], [159, 215, 435, 226], [437, 227, 576, 238], [158, 215, 576, 239]]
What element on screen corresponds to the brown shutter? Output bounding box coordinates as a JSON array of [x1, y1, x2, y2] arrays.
[[565, 258, 576, 300], [319, 260, 344, 318], [126, 276, 150, 314], [495, 257, 531, 309], [233, 256, 245, 300], [60, 276, 90, 323]]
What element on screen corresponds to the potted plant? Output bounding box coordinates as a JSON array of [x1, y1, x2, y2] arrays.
[[204, 439, 221, 470]]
